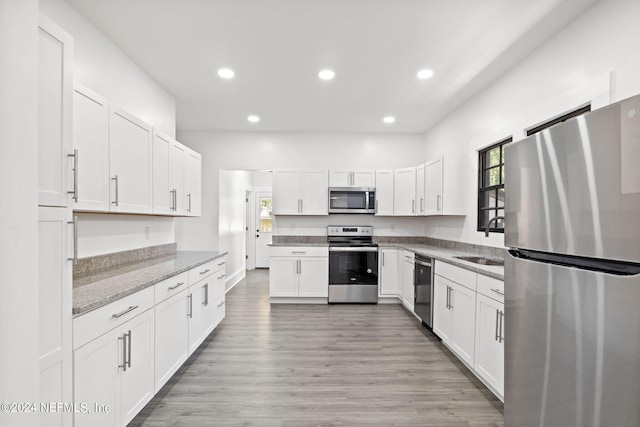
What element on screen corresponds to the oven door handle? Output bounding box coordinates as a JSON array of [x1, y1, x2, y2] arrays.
[[329, 247, 379, 252]]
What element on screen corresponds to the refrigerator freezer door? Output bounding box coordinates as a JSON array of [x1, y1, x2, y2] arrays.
[[505, 252, 640, 427], [504, 95, 640, 263]]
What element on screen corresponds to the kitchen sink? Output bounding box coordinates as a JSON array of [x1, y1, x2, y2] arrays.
[[454, 255, 504, 266]]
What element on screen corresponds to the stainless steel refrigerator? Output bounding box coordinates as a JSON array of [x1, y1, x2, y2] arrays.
[[504, 95, 640, 427]]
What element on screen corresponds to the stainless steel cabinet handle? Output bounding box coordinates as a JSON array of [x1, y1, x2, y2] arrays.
[[491, 288, 504, 296], [203, 283, 209, 306], [187, 294, 193, 318], [217, 301, 225, 308], [187, 193, 192, 212], [375, 199, 378, 214], [118, 334, 127, 371], [67, 216, 78, 265], [170, 189, 177, 211], [217, 261, 226, 266], [449, 287, 453, 309], [437, 194, 441, 212], [499, 311, 504, 343], [412, 199, 415, 213], [420, 198, 424, 212], [291, 251, 307, 254], [300, 199, 303, 212], [168, 282, 185, 291], [382, 252, 385, 266], [67, 149, 78, 202], [126, 330, 132, 369], [199, 269, 211, 275], [445, 286, 449, 309], [217, 274, 226, 279], [495, 309, 500, 341], [111, 175, 119, 206], [112, 305, 138, 318]]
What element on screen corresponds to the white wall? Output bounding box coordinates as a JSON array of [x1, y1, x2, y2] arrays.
[[175, 132, 426, 251], [39, 0, 178, 257], [0, 0, 40, 424], [423, 0, 640, 248]]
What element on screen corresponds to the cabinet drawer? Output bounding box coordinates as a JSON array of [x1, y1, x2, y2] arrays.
[[435, 261, 477, 291], [477, 274, 504, 303], [270, 246, 328, 257], [73, 286, 154, 349], [212, 270, 226, 301], [154, 271, 189, 304], [189, 260, 216, 283]]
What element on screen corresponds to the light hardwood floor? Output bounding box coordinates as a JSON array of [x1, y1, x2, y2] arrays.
[[130, 269, 504, 426]]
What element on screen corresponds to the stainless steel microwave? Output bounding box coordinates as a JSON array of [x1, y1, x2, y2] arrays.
[[328, 187, 376, 214]]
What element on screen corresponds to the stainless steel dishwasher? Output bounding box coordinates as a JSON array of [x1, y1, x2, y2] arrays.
[[414, 255, 433, 328]]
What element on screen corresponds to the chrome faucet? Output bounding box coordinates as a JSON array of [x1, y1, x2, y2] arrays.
[[485, 216, 505, 237]]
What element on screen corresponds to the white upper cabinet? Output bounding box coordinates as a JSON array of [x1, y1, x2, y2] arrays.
[[425, 156, 466, 216], [38, 15, 73, 208], [416, 163, 426, 215], [184, 148, 202, 216], [152, 131, 172, 215], [109, 106, 153, 214], [273, 169, 328, 215], [170, 141, 187, 215], [73, 85, 110, 212], [329, 169, 375, 187], [374, 169, 394, 216], [393, 167, 416, 216]]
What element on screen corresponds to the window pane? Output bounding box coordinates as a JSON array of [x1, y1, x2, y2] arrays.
[[484, 166, 501, 187], [497, 187, 505, 208], [501, 166, 505, 184], [259, 197, 273, 232], [480, 189, 497, 209], [479, 209, 496, 229], [501, 146, 505, 164], [259, 219, 272, 233], [485, 147, 501, 168]]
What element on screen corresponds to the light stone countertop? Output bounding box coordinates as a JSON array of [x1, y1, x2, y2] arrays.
[[73, 251, 227, 316]]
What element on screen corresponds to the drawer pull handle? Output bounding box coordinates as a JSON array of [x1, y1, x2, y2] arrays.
[[291, 251, 307, 254], [217, 261, 226, 266], [217, 301, 225, 308], [199, 269, 211, 275], [490, 288, 504, 296], [218, 274, 226, 279], [112, 305, 139, 319], [168, 282, 185, 291]]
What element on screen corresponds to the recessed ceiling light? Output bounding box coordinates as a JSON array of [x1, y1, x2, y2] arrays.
[[318, 69, 335, 80], [217, 68, 235, 79], [247, 115, 260, 123], [417, 69, 434, 80], [383, 116, 395, 124]]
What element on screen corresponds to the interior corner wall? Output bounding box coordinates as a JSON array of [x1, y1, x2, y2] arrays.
[[0, 0, 40, 423], [422, 0, 640, 248]]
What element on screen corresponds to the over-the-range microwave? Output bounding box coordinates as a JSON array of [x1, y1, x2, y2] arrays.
[[328, 187, 376, 214]]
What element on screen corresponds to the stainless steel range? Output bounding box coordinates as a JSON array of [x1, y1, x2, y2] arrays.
[[327, 226, 378, 303]]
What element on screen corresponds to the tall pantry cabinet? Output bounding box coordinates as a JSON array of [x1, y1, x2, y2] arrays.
[[38, 15, 74, 427]]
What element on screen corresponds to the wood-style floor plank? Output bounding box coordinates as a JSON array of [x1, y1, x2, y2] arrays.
[[130, 269, 503, 426]]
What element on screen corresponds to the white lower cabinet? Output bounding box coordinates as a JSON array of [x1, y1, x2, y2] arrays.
[[74, 308, 155, 427], [402, 251, 415, 310], [474, 293, 504, 400], [269, 247, 328, 298], [188, 260, 226, 355], [378, 248, 399, 296]]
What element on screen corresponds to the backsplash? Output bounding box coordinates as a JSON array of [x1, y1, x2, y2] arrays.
[[73, 243, 177, 279]]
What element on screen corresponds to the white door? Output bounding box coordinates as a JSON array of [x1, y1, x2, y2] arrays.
[[298, 258, 329, 297], [300, 169, 328, 214], [394, 167, 416, 216], [152, 131, 172, 215], [425, 157, 443, 215], [475, 293, 504, 398], [272, 169, 301, 214], [416, 163, 426, 215], [154, 290, 189, 392], [450, 281, 477, 367], [185, 149, 201, 216], [379, 248, 399, 296], [169, 141, 186, 215], [255, 192, 272, 268], [374, 169, 394, 216], [433, 275, 453, 343]]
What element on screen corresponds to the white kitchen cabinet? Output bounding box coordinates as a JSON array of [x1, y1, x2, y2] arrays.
[[109, 106, 153, 214], [38, 15, 73, 208], [374, 169, 394, 216], [402, 251, 415, 309], [475, 293, 504, 400], [433, 275, 453, 342], [329, 169, 375, 187], [38, 207, 73, 427], [187, 276, 208, 355], [187, 259, 226, 354], [449, 279, 476, 367], [416, 163, 426, 215], [272, 169, 328, 215], [153, 132, 188, 215], [170, 141, 187, 214], [379, 248, 399, 296], [424, 156, 467, 216], [74, 308, 155, 427], [73, 84, 110, 211], [269, 247, 328, 298], [184, 147, 201, 216], [393, 167, 416, 216]]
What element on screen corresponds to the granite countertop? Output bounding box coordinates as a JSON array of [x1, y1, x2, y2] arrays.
[[268, 241, 329, 247], [73, 251, 227, 316]]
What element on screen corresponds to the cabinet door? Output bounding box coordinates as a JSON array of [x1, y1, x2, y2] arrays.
[[269, 258, 299, 296], [109, 107, 152, 214], [425, 157, 443, 215], [393, 167, 416, 216], [416, 163, 426, 215], [374, 169, 394, 216], [200, 279, 216, 337], [273, 169, 301, 214], [170, 141, 187, 215], [379, 248, 399, 296], [433, 275, 453, 342], [300, 169, 328, 214], [329, 170, 351, 187], [38, 16, 73, 208], [353, 169, 375, 187], [73, 85, 110, 211], [298, 257, 329, 297], [38, 207, 72, 427], [152, 131, 172, 215], [402, 254, 415, 309], [187, 286, 205, 354], [475, 293, 504, 399], [120, 309, 155, 426], [185, 149, 201, 216], [450, 281, 476, 367], [154, 289, 189, 392], [74, 329, 120, 427]]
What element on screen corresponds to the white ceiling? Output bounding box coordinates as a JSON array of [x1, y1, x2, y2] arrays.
[[65, 0, 598, 133]]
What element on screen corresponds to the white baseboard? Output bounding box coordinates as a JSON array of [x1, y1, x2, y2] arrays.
[[270, 297, 328, 304], [225, 267, 245, 293]]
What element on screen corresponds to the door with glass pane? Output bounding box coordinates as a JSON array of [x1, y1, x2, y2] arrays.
[[255, 192, 273, 268]]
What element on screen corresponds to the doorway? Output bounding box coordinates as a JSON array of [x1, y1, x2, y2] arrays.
[[254, 191, 272, 268]]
